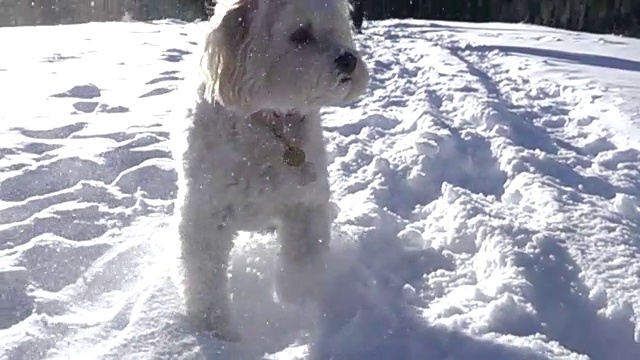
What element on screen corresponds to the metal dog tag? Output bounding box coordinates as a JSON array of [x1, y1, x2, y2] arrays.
[[283, 146, 306, 167]]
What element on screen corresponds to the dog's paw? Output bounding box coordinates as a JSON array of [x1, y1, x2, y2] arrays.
[[275, 272, 314, 305], [188, 308, 242, 342], [275, 256, 327, 306], [210, 324, 242, 343]]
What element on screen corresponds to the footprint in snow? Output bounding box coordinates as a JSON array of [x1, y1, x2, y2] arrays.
[[18, 122, 87, 139], [41, 54, 80, 63], [71, 102, 130, 114], [51, 84, 101, 99], [0, 143, 61, 159], [21, 143, 63, 155], [73, 101, 99, 113], [160, 70, 180, 75], [0, 136, 174, 201], [162, 48, 192, 63], [146, 75, 183, 85], [0, 125, 175, 249], [50, 85, 129, 113], [97, 104, 130, 113], [139, 87, 175, 98], [0, 139, 63, 175], [0, 147, 19, 157], [72, 133, 132, 143]]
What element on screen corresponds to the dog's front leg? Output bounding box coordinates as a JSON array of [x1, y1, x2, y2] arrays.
[[178, 196, 240, 341], [275, 203, 332, 305]]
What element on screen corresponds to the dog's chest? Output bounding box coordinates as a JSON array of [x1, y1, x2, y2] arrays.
[[230, 118, 318, 192], [192, 113, 328, 212]]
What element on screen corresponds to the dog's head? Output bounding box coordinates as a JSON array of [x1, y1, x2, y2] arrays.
[[201, 0, 369, 114]]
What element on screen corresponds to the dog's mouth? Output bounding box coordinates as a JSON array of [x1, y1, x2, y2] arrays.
[[339, 76, 352, 84]]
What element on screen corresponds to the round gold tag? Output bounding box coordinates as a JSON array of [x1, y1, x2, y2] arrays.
[[283, 146, 306, 167]]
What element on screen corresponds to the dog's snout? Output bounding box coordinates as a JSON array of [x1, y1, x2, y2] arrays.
[[335, 51, 357, 75]]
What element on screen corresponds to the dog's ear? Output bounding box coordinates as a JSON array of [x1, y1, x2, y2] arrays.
[[201, 0, 258, 109]]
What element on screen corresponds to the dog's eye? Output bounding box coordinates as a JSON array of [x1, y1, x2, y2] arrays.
[[289, 26, 313, 47]]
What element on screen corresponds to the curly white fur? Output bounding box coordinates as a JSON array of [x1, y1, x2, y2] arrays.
[[173, 0, 369, 341]]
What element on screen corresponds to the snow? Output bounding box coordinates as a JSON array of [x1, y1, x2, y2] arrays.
[[2, 18, 640, 360]]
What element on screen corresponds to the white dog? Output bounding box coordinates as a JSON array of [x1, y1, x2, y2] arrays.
[[173, 0, 369, 342]]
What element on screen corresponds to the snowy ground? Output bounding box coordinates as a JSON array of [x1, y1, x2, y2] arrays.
[[2, 18, 640, 360]]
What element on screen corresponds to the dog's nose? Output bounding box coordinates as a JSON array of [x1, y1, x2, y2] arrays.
[[335, 51, 357, 75]]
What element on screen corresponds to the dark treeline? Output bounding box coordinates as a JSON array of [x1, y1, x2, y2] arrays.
[[358, 0, 640, 37], [2, 0, 640, 38]]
